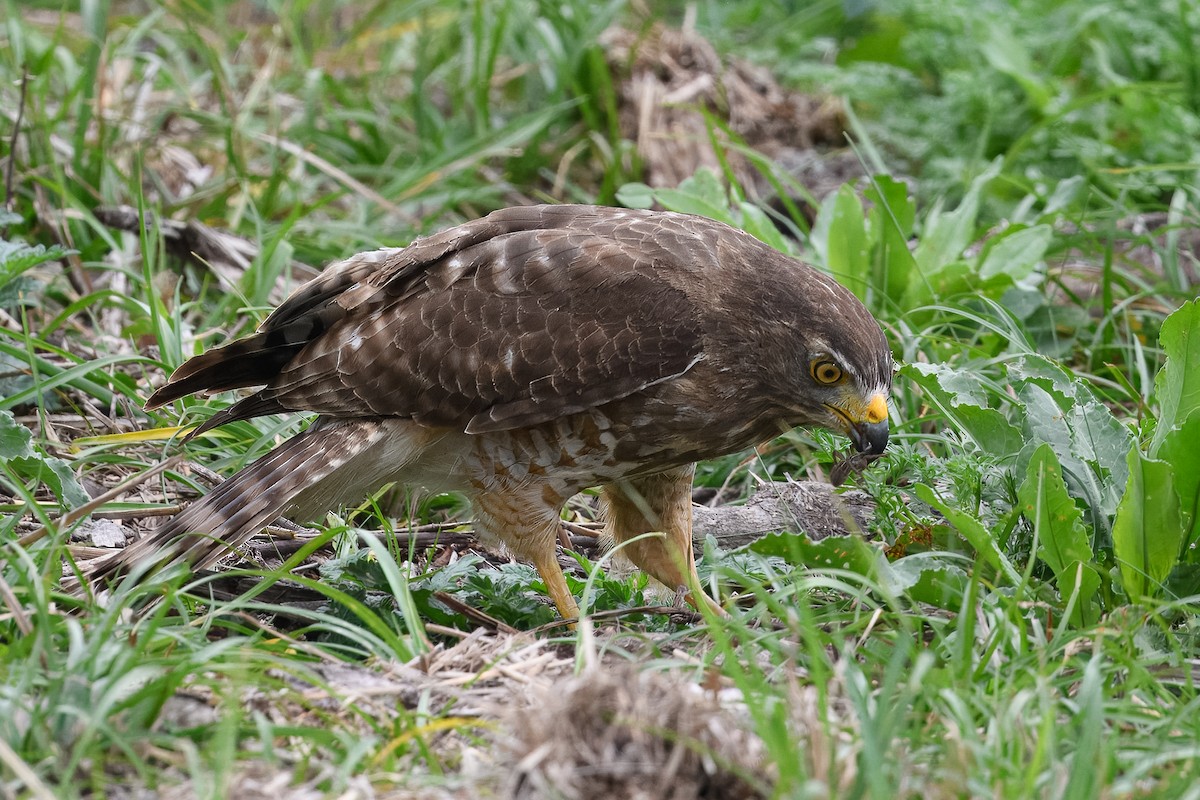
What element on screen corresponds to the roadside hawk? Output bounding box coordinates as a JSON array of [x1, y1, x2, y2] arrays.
[[87, 205, 892, 620]]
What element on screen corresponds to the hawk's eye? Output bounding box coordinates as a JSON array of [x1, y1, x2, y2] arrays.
[[810, 359, 844, 385]]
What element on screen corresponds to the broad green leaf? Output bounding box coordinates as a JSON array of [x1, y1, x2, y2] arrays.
[[866, 175, 917, 300], [1155, 409, 1200, 551], [1011, 355, 1132, 510], [1010, 354, 1075, 398], [812, 185, 869, 300], [1016, 382, 1078, 456], [616, 181, 792, 255], [978, 224, 1052, 281], [1018, 444, 1098, 625], [0, 241, 72, 293], [901, 363, 1023, 456], [1043, 176, 1086, 216], [883, 555, 969, 609], [864, 175, 916, 237], [0, 410, 33, 459], [652, 188, 733, 224], [1150, 298, 1200, 456], [1063, 396, 1133, 504], [913, 161, 999, 272], [1058, 561, 1102, 626], [902, 362, 992, 408], [1019, 444, 1092, 575], [999, 284, 1047, 321], [809, 189, 839, 268], [40, 456, 90, 508], [980, 26, 1053, 111], [616, 182, 655, 210], [0, 410, 88, 508], [745, 531, 883, 578], [652, 169, 733, 223], [737, 201, 792, 255], [1165, 563, 1200, 598], [949, 405, 1026, 458], [914, 483, 1023, 587], [677, 168, 728, 209], [1112, 450, 1185, 600], [901, 260, 973, 308], [1018, 383, 1119, 523]]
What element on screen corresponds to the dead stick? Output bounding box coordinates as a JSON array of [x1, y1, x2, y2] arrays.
[[90, 505, 183, 521], [432, 590, 520, 635]]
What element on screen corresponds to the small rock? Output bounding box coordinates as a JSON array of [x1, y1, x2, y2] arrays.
[[72, 519, 128, 548]]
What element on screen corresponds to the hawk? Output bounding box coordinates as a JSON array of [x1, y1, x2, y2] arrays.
[[87, 205, 891, 621]]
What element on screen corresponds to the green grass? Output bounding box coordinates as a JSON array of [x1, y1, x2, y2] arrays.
[[3, 0, 1200, 797]]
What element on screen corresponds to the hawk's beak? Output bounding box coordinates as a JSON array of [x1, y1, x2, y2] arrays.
[[828, 392, 890, 455], [849, 418, 889, 455]]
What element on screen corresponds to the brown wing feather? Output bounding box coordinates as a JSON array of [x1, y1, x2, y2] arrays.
[[149, 205, 721, 433], [144, 253, 380, 409]]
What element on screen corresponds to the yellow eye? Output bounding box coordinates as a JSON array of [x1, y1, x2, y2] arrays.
[[811, 359, 843, 385]]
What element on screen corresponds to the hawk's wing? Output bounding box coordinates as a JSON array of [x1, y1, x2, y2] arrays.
[[148, 205, 725, 435]]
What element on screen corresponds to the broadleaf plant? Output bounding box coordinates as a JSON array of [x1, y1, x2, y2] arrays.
[[902, 298, 1200, 611], [1018, 443, 1100, 625], [1113, 299, 1200, 599]]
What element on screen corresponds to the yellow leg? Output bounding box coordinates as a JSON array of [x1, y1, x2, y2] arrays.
[[602, 467, 725, 617], [472, 485, 579, 625], [530, 546, 580, 623]]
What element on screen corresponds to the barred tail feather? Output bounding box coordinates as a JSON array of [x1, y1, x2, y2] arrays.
[[84, 418, 393, 587]]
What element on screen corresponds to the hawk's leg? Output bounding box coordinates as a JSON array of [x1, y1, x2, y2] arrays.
[[471, 485, 580, 623], [602, 466, 724, 616]]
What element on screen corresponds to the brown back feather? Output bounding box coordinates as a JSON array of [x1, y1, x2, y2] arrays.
[[146, 206, 716, 433]]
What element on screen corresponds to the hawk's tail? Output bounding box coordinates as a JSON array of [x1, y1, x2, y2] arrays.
[[79, 418, 393, 590]]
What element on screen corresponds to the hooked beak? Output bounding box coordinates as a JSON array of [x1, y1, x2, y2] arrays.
[[848, 418, 889, 455], [827, 392, 890, 455]]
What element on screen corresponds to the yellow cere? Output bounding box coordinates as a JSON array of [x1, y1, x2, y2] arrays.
[[866, 393, 889, 424]]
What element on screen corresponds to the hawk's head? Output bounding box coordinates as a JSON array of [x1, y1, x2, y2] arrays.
[[797, 335, 892, 456], [721, 252, 893, 456]]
